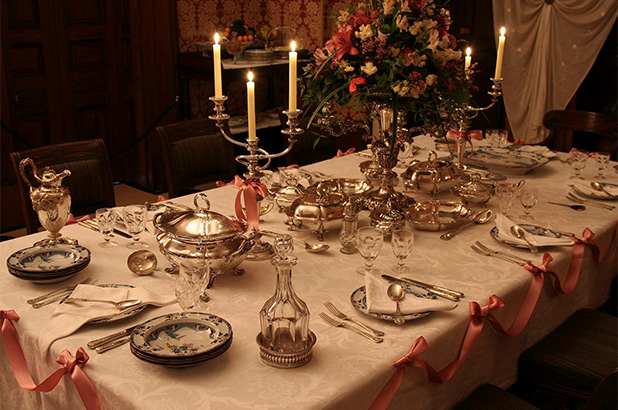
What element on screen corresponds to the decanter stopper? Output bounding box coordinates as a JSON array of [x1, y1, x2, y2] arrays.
[[339, 201, 359, 254]]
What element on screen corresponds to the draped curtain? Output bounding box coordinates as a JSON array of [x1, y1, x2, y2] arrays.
[[492, 0, 617, 143]]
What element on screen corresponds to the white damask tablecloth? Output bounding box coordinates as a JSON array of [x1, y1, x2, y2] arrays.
[[1, 135, 616, 410]]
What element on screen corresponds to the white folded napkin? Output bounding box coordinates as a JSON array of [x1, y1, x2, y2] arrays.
[[40, 284, 176, 359], [365, 273, 457, 315], [495, 214, 574, 247], [571, 181, 618, 197], [517, 145, 557, 158]]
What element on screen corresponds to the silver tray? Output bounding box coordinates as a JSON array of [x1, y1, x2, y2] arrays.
[[404, 200, 472, 231], [307, 178, 372, 196]]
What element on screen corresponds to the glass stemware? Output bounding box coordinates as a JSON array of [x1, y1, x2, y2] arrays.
[[495, 184, 516, 216], [356, 227, 383, 276], [519, 187, 538, 220], [391, 229, 414, 274], [570, 149, 589, 179], [486, 129, 508, 148], [595, 152, 610, 180], [122, 204, 148, 249], [95, 208, 118, 248]]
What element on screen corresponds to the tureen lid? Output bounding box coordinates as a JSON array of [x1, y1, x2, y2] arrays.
[[154, 193, 246, 243], [407, 151, 454, 172]]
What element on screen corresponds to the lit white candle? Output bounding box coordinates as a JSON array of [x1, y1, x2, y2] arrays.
[[464, 47, 472, 74], [213, 33, 222, 98], [247, 71, 257, 141], [289, 41, 297, 112], [494, 27, 506, 79]]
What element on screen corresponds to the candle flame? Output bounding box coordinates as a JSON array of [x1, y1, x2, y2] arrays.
[[248, 71, 253, 82], [500, 27, 506, 36], [291, 41, 296, 52], [466, 47, 472, 57], [214, 32, 220, 44]]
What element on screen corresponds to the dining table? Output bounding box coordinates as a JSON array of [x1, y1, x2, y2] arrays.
[[1, 134, 616, 410]]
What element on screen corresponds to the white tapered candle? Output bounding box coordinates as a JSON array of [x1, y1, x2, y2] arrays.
[[213, 33, 222, 98], [247, 71, 256, 141], [494, 27, 506, 79]]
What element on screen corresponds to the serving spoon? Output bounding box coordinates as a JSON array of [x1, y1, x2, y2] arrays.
[[127, 250, 158, 276], [591, 181, 614, 197], [261, 230, 330, 253], [387, 284, 406, 325], [510, 225, 539, 253], [440, 209, 493, 241]]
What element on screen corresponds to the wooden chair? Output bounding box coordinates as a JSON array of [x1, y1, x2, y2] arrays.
[[454, 384, 539, 410], [517, 309, 617, 407], [542, 110, 617, 156], [155, 119, 236, 198], [10, 139, 116, 234]]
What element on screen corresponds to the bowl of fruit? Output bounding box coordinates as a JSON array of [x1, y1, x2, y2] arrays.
[[223, 20, 255, 63]]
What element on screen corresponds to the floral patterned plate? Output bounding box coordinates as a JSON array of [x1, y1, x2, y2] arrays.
[[350, 286, 432, 321], [490, 224, 563, 249], [464, 147, 549, 175], [7, 244, 90, 274], [131, 312, 232, 359]]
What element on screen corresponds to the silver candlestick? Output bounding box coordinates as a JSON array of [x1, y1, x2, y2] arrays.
[[209, 95, 303, 260]]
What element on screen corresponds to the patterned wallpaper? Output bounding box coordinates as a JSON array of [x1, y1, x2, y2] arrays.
[[176, 0, 343, 118]]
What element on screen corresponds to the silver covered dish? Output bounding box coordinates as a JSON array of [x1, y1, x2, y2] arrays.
[[369, 208, 406, 236], [401, 151, 462, 196], [287, 190, 346, 240], [451, 174, 496, 206], [154, 193, 256, 288], [273, 185, 306, 213], [307, 178, 372, 196], [404, 200, 473, 231]]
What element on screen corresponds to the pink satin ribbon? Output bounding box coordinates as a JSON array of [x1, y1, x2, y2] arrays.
[[231, 176, 268, 231], [156, 195, 166, 202], [335, 147, 355, 158], [569, 148, 597, 158], [446, 129, 483, 158], [1, 310, 100, 410], [65, 214, 90, 225], [556, 228, 600, 295], [511, 139, 525, 145]]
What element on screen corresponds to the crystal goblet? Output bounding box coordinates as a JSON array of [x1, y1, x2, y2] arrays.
[[519, 187, 538, 220], [356, 227, 383, 276], [570, 150, 589, 179], [95, 208, 118, 248], [391, 229, 414, 274], [595, 152, 610, 180], [122, 204, 148, 249], [495, 184, 516, 216]]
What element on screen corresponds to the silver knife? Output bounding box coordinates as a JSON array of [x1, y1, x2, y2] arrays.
[[95, 336, 131, 353], [88, 325, 138, 349], [401, 276, 465, 298], [381, 274, 460, 301]]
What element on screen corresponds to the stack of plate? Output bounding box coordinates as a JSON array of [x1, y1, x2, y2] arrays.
[[130, 312, 233, 367], [7, 243, 91, 284]]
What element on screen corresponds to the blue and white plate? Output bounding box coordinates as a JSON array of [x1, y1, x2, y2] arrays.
[[131, 312, 232, 360], [350, 286, 433, 321], [7, 244, 90, 274], [570, 182, 618, 200], [490, 224, 561, 249], [464, 147, 549, 175]]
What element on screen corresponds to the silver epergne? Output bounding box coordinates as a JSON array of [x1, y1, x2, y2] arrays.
[[209, 95, 303, 260]]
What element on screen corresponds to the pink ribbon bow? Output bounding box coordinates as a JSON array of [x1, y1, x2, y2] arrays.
[[0, 310, 101, 410], [569, 148, 597, 158], [560, 228, 600, 295], [66, 213, 90, 225], [335, 147, 355, 158], [446, 129, 483, 158], [232, 176, 268, 232]]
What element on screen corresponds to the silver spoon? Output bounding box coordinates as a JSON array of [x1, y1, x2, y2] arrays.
[[591, 181, 613, 197], [300, 240, 330, 253], [127, 250, 158, 276], [387, 284, 406, 325], [63, 298, 142, 310], [440, 209, 493, 240], [510, 225, 539, 253]]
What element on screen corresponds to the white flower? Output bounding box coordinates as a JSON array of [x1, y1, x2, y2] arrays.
[[383, 0, 395, 15], [399, 0, 411, 13], [344, 66, 355, 72], [361, 62, 378, 76], [427, 30, 440, 51], [355, 24, 373, 41], [338, 10, 350, 23], [409, 21, 423, 36], [434, 49, 462, 62], [391, 47, 401, 57], [396, 15, 409, 32], [425, 74, 438, 86], [377, 30, 388, 41]]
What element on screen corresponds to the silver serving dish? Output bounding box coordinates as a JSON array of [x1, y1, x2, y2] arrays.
[[404, 200, 473, 231], [360, 160, 398, 186], [307, 178, 372, 196], [273, 185, 306, 213], [451, 175, 496, 206], [369, 208, 406, 236], [287, 190, 346, 241], [154, 193, 256, 288], [401, 151, 462, 196]]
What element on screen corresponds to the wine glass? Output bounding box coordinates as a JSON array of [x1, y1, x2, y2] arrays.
[[391, 229, 414, 274], [356, 227, 383, 275], [486, 129, 508, 148], [95, 208, 118, 248], [519, 187, 538, 220], [122, 204, 148, 249], [495, 184, 517, 216], [595, 152, 610, 180], [570, 149, 589, 179]]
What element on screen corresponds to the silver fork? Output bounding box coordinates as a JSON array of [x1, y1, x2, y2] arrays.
[[566, 193, 615, 211], [470, 245, 524, 266], [28, 278, 96, 307], [319, 313, 383, 343], [475, 241, 531, 265], [324, 301, 385, 337]]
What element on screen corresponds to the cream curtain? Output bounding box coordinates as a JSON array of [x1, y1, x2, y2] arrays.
[[492, 0, 617, 143]]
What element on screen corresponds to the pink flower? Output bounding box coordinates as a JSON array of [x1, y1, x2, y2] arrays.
[[326, 28, 359, 61], [352, 10, 377, 27], [349, 77, 367, 93]]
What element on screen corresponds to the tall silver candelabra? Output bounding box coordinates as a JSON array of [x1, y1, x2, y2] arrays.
[[209, 95, 304, 260]]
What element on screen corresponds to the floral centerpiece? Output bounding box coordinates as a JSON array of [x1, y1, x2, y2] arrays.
[[302, 0, 472, 143]]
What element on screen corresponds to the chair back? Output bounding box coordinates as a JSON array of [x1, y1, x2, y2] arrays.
[[10, 139, 116, 234], [543, 110, 617, 155], [155, 119, 236, 198]]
